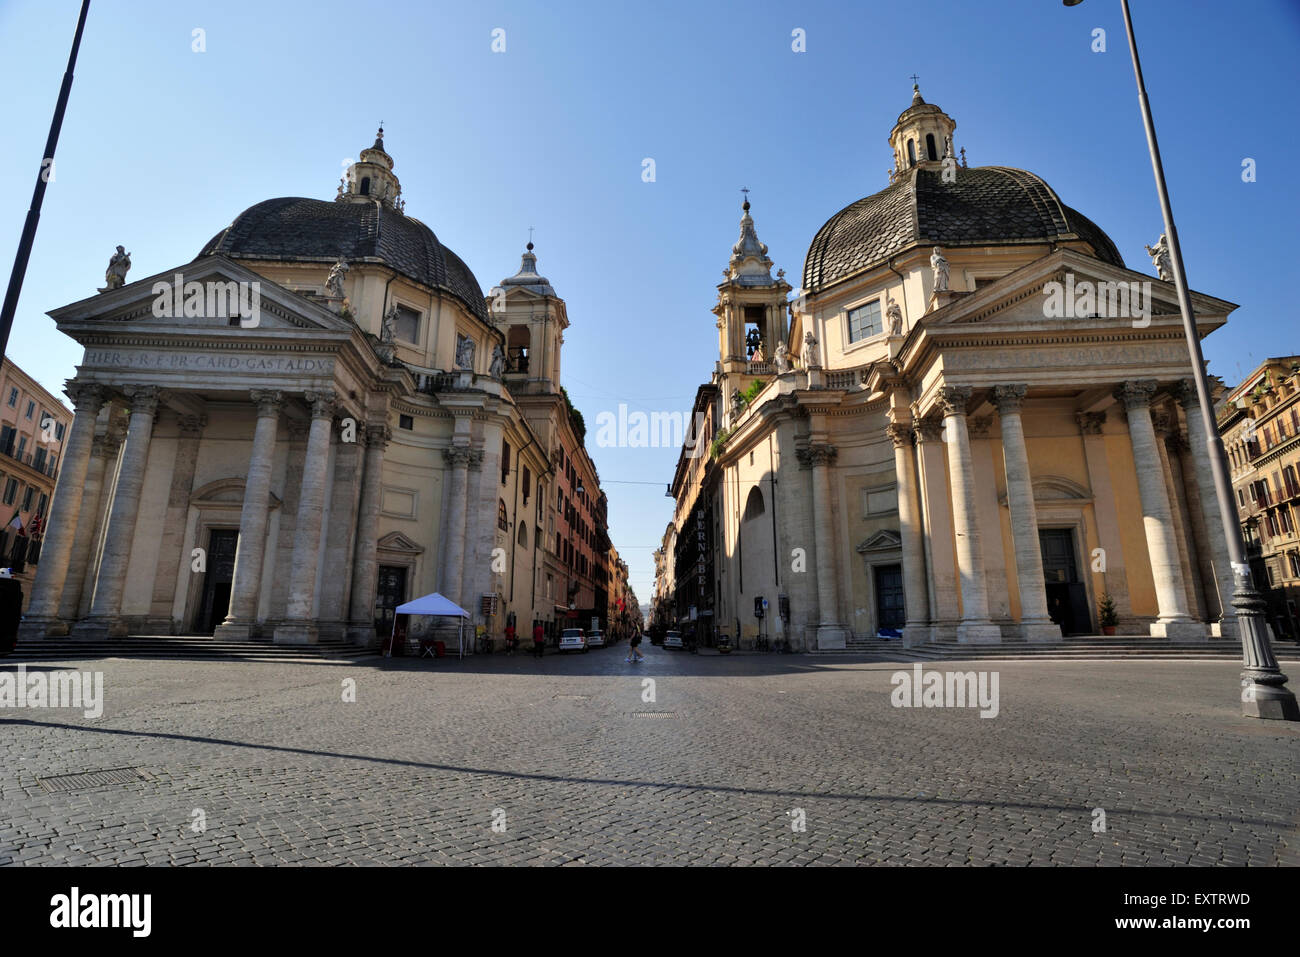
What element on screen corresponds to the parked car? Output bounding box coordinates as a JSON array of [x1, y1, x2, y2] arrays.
[[650, 630, 665, 646], [588, 630, 606, 648], [559, 628, 589, 653], [663, 630, 684, 650]]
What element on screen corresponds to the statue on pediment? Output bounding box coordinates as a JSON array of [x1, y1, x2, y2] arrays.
[[326, 256, 349, 299], [1145, 233, 1174, 282], [98, 246, 131, 293], [456, 334, 476, 370], [802, 330, 820, 369], [381, 304, 397, 342], [489, 343, 505, 379], [774, 341, 791, 373]]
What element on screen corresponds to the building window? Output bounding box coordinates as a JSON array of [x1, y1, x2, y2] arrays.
[[360, 176, 371, 196], [847, 300, 883, 344], [907, 140, 917, 166], [518, 522, 528, 547], [398, 415, 414, 430], [5, 388, 16, 407], [36, 493, 48, 517], [1289, 552, 1300, 578], [55, 422, 65, 441], [743, 487, 765, 521], [498, 499, 508, 531], [393, 305, 420, 343], [32, 448, 46, 472], [926, 133, 937, 161], [21, 486, 34, 511], [23, 400, 35, 419], [522, 466, 531, 504], [16, 436, 26, 459], [502, 440, 511, 485], [0, 425, 14, 456], [2, 478, 16, 505]]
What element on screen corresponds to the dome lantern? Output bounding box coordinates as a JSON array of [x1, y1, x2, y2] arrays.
[[337, 125, 404, 211], [888, 83, 957, 185]]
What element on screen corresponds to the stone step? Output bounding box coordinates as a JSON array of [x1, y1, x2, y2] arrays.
[[7, 634, 377, 662]]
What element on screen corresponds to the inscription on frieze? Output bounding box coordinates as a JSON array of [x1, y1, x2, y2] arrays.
[[943, 343, 1188, 371], [83, 350, 334, 375]]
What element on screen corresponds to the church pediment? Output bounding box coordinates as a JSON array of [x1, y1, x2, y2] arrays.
[[376, 531, 424, 554], [191, 477, 282, 510], [48, 255, 354, 333], [856, 529, 902, 553]]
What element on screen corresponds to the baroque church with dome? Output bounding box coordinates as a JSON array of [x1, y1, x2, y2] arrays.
[[20, 129, 606, 647], [665, 86, 1240, 650]]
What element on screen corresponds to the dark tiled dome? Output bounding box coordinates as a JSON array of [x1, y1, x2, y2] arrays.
[[199, 197, 488, 323], [801, 166, 1124, 294]]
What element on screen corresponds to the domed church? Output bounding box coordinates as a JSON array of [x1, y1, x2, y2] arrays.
[[669, 86, 1240, 650], [20, 129, 594, 647]]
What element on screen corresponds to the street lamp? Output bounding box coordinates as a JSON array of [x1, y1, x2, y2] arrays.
[[1065, 0, 1297, 719]]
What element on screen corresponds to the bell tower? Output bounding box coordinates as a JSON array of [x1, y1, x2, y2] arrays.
[[888, 84, 957, 184], [493, 241, 567, 393], [712, 196, 791, 384]]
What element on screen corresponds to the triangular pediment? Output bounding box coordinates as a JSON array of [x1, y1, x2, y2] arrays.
[[856, 529, 902, 553], [376, 531, 424, 554], [48, 255, 354, 334]]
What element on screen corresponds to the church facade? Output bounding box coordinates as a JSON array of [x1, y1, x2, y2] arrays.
[[20, 130, 610, 647], [666, 88, 1240, 650]]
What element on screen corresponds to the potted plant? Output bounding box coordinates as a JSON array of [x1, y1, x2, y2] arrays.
[[1098, 592, 1119, 636]]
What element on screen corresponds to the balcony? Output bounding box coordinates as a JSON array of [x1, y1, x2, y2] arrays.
[[0, 444, 58, 482]]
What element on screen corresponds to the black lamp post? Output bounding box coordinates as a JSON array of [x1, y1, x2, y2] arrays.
[[1064, 0, 1297, 719]]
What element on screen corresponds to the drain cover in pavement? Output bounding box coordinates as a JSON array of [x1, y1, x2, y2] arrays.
[[627, 711, 677, 718], [553, 694, 590, 700], [37, 768, 149, 793]]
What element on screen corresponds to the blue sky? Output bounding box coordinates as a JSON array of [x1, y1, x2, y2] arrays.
[[1, 0, 1297, 603]]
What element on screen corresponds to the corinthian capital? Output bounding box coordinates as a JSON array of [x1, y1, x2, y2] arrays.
[[992, 384, 1027, 414], [64, 380, 106, 415], [123, 385, 160, 415], [886, 423, 915, 449], [365, 424, 392, 450], [443, 446, 472, 468], [304, 389, 338, 420], [1114, 379, 1157, 411], [250, 389, 284, 418], [938, 385, 972, 417], [796, 443, 837, 469], [1074, 411, 1105, 435]]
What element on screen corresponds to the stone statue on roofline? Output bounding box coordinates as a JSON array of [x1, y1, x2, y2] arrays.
[[456, 334, 476, 370], [1145, 233, 1174, 282], [802, 330, 820, 369], [381, 304, 397, 342], [98, 246, 131, 292], [930, 247, 949, 292], [774, 341, 791, 374], [489, 343, 505, 379], [326, 256, 349, 298]]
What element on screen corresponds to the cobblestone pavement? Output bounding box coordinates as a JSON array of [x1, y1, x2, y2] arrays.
[[2, 644, 1297, 866]]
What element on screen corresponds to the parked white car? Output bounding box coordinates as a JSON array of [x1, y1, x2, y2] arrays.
[[663, 631, 684, 650], [588, 631, 606, 648], [559, 628, 588, 653]]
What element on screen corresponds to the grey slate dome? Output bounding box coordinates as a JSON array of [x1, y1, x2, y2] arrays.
[[801, 165, 1124, 295], [199, 196, 489, 323]]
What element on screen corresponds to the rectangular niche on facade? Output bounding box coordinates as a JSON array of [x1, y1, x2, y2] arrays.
[[862, 485, 898, 518], [380, 486, 418, 519]]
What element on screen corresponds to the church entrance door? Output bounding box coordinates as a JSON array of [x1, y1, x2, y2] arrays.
[[1039, 528, 1089, 635], [196, 528, 239, 634], [874, 564, 905, 631]]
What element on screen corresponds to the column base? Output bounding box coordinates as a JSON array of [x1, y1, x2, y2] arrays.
[[273, 621, 319, 645], [901, 624, 931, 648], [957, 621, 1003, 644], [1210, 617, 1239, 640], [346, 623, 379, 647], [17, 617, 61, 640], [70, 617, 127, 639], [213, 620, 257, 641], [815, 624, 847, 650], [1019, 620, 1063, 642], [1149, 620, 1209, 639]]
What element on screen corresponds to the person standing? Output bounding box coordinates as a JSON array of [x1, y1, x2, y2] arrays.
[[505, 622, 516, 655], [533, 622, 545, 659]]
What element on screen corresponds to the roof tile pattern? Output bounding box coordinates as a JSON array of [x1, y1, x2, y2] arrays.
[[200, 197, 489, 323], [802, 166, 1124, 294]]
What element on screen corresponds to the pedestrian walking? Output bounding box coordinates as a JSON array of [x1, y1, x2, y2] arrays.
[[626, 629, 645, 663], [533, 622, 545, 659]]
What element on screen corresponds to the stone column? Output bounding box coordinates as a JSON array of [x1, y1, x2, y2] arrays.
[[1153, 412, 1206, 621], [914, 417, 959, 639], [439, 446, 473, 606], [1076, 411, 1133, 624], [993, 384, 1060, 641], [18, 381, 106, 638], [1116, 379, 1205, 638], [1177, 380, 1238, 639], [73, 385, 160, 638], [145, 413, 206, 633], [58, 419, 119, 623], [273, 391, 336, 645], [268, 419, 309, 623], [216, 391, 282, 640], [347, 424, 391, 646], [940, 386, 1001, 643], [887, 423, 929, 646], [798, 442, 845, 649]]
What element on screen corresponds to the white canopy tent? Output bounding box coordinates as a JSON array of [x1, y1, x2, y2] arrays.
[[385, 592, 471, 659]]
